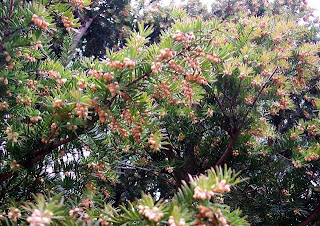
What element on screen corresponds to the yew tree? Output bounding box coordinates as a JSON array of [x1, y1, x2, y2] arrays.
[[0, 0, 320, 225]]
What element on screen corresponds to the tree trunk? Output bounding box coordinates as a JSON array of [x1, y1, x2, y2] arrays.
[[173, 142, 198, 188], [72, 18, 94, 51]]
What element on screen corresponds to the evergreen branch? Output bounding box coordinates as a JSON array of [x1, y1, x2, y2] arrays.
[[28, 133, 80, 167], [0, 66, 153, 184], [6, 23, 31, 37], [0, 120, 92, 185], [60, 34, 77, 67], [0, 0, 14, 53], [0, 132, 83, 185]]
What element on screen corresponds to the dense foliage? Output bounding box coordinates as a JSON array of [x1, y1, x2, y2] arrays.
[[0, 0, 320, 225]]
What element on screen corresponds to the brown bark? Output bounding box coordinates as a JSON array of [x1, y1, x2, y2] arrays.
[[299, 203, 320, 226]]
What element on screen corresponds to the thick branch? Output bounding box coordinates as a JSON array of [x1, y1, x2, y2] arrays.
[[28, 133, 80, 167], [0, 132, 83, 184], [215, 133, 238, 166], [72, 18, 94, 51], [72, 4, 107, 49], [299, 203, 320, 226]]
